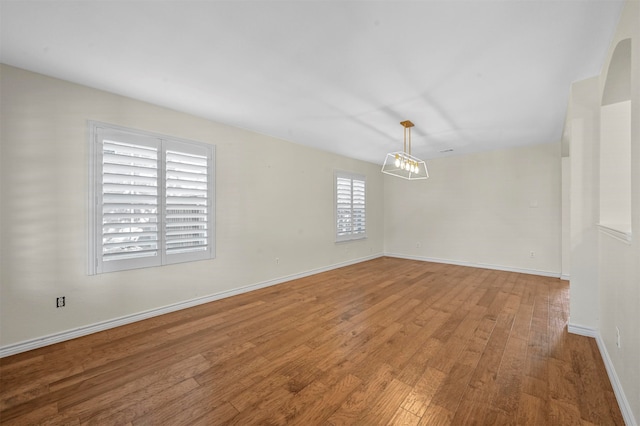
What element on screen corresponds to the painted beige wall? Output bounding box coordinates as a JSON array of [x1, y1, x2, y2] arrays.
[[0, 64, 384, 347], [384, 142, 562, 275]]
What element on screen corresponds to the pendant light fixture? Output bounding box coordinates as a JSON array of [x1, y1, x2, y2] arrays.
[[381, 120, 428, 180]]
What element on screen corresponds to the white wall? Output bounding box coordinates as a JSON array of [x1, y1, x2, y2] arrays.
[[566, 0, 640, 423], [0, 64, 384, 348], [384, 142, 561, 276], [598, 1, 640, 422], [568, 77, 601, 329], [561, 156, 570, 279], [600, 101, 632, 230]]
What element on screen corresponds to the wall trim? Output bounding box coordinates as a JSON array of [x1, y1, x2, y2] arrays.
[[385, 252, 561, 278], [561, 273, 570, 281], [598, 224, 633, 244], [568, 323, 637, 426], [567, 323, 598, 338], [0, 254, 383, 358]]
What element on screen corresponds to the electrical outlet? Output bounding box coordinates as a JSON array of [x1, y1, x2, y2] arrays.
[[56, 296, 65, 308], [416, 242, 421, 248], [616, 327, 621, 348], [275, 258, 280, 265], [529, 251, 535, 258]]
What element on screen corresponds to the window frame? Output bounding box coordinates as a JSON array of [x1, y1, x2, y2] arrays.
[[334, 170, 367, 243], [88, 122, 215, 274]]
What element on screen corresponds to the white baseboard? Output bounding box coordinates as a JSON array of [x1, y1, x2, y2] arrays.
[[568, 323, 637, 426], [0, 254, 383, 358], [567, 323, 599, 338], [561, 273, 570, 281], [385, 253, 561, 278]]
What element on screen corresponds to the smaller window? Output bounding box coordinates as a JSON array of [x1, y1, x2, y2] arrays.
[[335, 171, 366, 242]]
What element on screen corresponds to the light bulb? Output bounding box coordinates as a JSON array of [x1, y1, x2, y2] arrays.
[[414, 165, 419, 175], [395, 157, 400, 168]]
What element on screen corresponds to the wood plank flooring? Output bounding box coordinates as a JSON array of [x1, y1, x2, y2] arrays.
[[0, 257, 624, 425]]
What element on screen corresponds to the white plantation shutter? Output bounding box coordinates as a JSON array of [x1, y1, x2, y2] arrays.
[[91, 124, 214, 274], [164, 140, 212, 264], [335, 172, 366, 242], [336, 176, 353, 237], [97, 129, 161, 273], [351, 178, 366, 236]]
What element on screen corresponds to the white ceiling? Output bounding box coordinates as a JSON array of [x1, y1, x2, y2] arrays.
[[0, 0, 625, 164]]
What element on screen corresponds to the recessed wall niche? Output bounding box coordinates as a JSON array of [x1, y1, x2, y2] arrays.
[[600, 38, 632, 239]]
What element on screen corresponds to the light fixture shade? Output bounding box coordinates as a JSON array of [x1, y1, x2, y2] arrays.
[[382, 151, 429, 180]]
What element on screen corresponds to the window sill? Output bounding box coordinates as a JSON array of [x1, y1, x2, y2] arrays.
[[335, 236, 368, 244], [598, 223, 632, 244]]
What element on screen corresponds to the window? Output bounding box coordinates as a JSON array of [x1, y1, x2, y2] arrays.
[[89, 123, 215, 274], [335, 171, 366, 242]]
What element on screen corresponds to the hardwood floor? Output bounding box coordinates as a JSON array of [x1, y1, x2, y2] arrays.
[[0, 257, 624, 425]]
